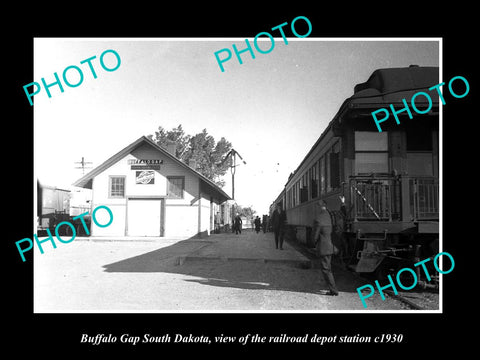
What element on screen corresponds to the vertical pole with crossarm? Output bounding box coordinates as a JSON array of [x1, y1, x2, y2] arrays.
[[222, 149, 246, 228], [231, 152, 236, 200], [74, 157, 92, 175]]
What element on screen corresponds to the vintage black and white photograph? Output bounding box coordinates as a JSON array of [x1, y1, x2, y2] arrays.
[[32, 38, 441, 313]]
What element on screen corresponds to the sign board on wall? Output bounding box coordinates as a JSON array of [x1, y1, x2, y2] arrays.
[[128, 159, 163, 165], [135, 170, 155, 184], [129, 159, 163, 171]]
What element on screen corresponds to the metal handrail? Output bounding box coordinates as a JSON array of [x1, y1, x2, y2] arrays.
[[349, 175, 439, 222], [350, 176, 398, 221], [409, 177, 439, 220]]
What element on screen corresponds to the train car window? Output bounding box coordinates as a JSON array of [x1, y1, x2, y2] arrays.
[[300, 173, 308, 203], [406, 125, 433, 151], [355, 132, 389, 175], [310, 163, 319, 199], [355, 153, 389, 174], [293, 183, 296, 207], [406, 152, 433, 176], [355, 131, 388, 151], [325, 149, 331, 192], [291, 184, 294, 207], [292, 181, 298, 207], [294, 184, 297, 207], [286, 188, 291, 209], [332, 140, 341, 153], [319, 156, 326, 195], [329, 152, 340, 189], [307, 168, 312, 199], [406, 126, 434, 176], [296, 181, 299, 206], [296, 181, 301, 205]]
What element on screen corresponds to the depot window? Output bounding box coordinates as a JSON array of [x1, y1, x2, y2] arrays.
[[109, 176, 125, 198], [167, 176, 185, 199], [355, 131, 389, 175]]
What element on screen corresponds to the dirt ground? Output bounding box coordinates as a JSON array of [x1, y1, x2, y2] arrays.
[[33, 231, 413, 312]]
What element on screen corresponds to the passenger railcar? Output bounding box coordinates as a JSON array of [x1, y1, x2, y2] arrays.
[[269, 189, 285, 216], [276, 66, 440, 281]]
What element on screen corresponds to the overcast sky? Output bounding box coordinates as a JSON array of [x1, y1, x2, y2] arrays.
[[34, 38, 439, 214]]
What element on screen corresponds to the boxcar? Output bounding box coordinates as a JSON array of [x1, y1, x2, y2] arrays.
[[277, 66, 440, 281], [37, 181, 92, 235]]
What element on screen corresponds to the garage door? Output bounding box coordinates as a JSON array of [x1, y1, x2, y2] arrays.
[[127, 198, 162, 236]]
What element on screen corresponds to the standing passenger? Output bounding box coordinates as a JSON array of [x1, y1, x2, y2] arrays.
[[234, 213, 243, 235], [313, 200, 339, 296], [270, 204, 287, 250], [254, 216, 261, 234], [334, 196, 349, 265]]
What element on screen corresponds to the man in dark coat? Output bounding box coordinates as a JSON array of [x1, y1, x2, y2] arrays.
[[254, 216, 261, 234], [262, 215, 268, 233], [270, 204, 287, 249], [234, 213, 242, 235], [313, 200, 339, 296]]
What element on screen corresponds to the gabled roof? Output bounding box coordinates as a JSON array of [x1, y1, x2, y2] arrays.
[[72, 135, 231, 203]]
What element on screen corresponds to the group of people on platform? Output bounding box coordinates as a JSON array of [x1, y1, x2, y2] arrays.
[[231, 197, 343, 297], [232, 214, 269, 235]]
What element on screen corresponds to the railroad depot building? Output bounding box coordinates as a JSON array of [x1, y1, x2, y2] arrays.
[[73, 136, 231, 237]]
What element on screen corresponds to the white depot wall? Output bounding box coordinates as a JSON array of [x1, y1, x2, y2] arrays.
[[92, 202, 126, 236], [130, 143, 200, 203], [91, 170, 127, 236], [164, 205, 198, 237], [199, 193, 212, 236], [90, 142, 203, 237]]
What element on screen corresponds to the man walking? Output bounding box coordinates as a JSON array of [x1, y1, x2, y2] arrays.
[[313, 200, 339, 296], [270, 204, 287, 250]]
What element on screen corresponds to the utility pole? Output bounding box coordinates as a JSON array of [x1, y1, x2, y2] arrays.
[[220, 149, 246, 231], [74, 157, 92, 175], [224, 149, 246, 200]]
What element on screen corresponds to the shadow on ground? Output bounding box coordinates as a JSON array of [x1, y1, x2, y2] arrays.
[[102, 235, 365, 295]]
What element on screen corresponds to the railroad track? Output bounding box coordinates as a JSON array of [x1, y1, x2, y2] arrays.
[[384, 290, 423, 310], [285, 237, 439, 310], [385, 289, 440, 310], [349, 268, 439, 310]]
